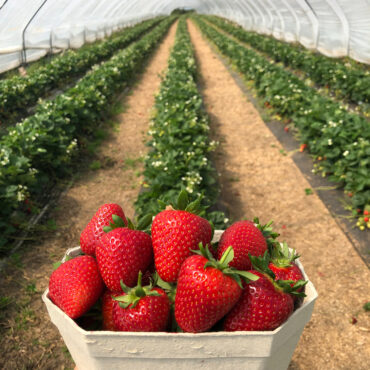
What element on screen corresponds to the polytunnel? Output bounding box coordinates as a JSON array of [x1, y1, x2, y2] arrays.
[[1, 2, 370, 370], [1, 0, 370, 73]]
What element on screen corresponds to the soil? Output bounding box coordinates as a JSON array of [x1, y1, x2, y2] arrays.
[[0, 22, 177, 370], [187, 20, 370, 370], [206, 19, 369, 119], [0, 17, 369, 370]]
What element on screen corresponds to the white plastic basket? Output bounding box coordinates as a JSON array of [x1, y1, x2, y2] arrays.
[[42, 230, 317, 370]]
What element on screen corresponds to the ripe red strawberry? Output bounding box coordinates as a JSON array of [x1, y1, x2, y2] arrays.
[[113, 272, 170, 332], [174, 244, 258, 333], [152, 209, 212, 282], [96, 227, 153, 292], [80, 204, 127, 256], [217, 219, 274, 270], [49, 255, 104, 319], [223, 270, 294, 331], [268, 242, 305, 288], [102, 290, 120, 331]]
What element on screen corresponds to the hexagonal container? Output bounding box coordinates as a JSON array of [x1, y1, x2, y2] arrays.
[[42, 231, 317, 370]]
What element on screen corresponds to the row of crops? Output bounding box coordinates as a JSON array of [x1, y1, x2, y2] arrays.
[[0, 17, 165, 125], [0, 17, 176, 252], [193, 15, 370, 229], [1, 14, 368, 253], [204, 16, 370, 110], [135, 18, 226, 229]]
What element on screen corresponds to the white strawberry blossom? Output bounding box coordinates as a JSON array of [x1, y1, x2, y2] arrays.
[[152, 160, 163, 168], [16, 185, 28, 202]]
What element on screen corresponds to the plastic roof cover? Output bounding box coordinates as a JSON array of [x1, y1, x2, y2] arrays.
[[0, 0, 369, 73]]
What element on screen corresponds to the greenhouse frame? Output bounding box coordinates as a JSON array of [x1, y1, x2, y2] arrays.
[[0, 0, 369, 73]]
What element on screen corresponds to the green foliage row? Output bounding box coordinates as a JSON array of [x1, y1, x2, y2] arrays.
[[135, 18, 227, 229], [194, 17, 370, 222], [0, 17, 164, 124], [205, 15, 370, 110], [0, 17, 175, 252]]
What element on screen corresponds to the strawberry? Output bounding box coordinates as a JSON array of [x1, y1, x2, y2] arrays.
[[102, 290, 120, 330], [141, 262, 156, 286], [96, 216, 153, 292], [217, 218, 278, 270], [268, 242, 305, 291], [174, 244, 258, 333], [113, 272, 170, 332], [300, 143, 307, 152], [80, 203, 127, 256], [151, 191, 212, 282], [223, 270, 295, 331], [223, 253, 307, 331], [49, 255, 104, 319]]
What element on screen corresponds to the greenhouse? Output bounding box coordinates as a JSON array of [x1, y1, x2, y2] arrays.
[[0, 1, 369, 369]]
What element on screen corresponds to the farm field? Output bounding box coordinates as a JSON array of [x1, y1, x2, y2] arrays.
[[0, 15, 369, 370], [0, 17, 164, 125], [0, 19, 179, 370]]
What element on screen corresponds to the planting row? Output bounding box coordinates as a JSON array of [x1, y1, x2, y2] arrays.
[[204, 16, 370, 111], [135, 18, 227, 229], [193, 17, 370, 227], [0, 17, 164, 124], [0, 17, 176, 252]]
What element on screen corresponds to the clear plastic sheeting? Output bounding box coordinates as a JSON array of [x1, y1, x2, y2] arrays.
[[0, 0, 369, 74], [194, 0, 370, 64], [0, 0, 165, 73]]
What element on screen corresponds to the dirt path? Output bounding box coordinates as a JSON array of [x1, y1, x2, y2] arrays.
[[187, 20, 370, 370], [0, 22, 177, 370], [205, 19, 367, 118]]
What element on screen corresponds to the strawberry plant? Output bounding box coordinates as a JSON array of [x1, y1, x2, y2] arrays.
[[0, 17, 164, 125], [0, 18, 176, 253], [194, 17, 370, 228], [135, 18, 227, 229], [205, 15, 369, 112]]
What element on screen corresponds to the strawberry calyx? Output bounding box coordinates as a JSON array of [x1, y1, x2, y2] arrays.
[[158, 189, 207, 216], [113, 271, 161, 309], [192, 243, 260, 289], [103, 214, 127, 233], [253, 217, 280, 252], [52, 254, 74, 270], [155, 273, 177, 303], [158, 189, 215, 238], [103, 213, 152, 233], [250, 252, 307, 297], [270, 241, 300, 268]]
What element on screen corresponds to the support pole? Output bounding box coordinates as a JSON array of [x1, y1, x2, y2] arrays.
[[21, 0, 49, 65]]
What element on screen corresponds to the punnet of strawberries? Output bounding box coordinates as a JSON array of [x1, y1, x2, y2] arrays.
[[48, 190, 308, 333]]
